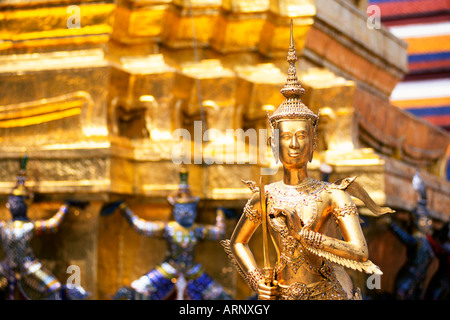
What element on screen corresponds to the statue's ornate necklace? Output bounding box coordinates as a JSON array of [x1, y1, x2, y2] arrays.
[[267, 178, 327, 229]]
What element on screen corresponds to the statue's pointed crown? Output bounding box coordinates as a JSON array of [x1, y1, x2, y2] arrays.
[[269, 20, 318, 128], [168, 165, 200, 205], [11, 154, 30, 198]]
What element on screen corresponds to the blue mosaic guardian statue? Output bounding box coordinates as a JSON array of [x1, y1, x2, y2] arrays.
[[103, 166, 231, 300], [0, 155, 89, 300]]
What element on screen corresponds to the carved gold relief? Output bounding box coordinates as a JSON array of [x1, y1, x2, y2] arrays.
[[0, 91, 93, 142], [0, 2, 115, 52]]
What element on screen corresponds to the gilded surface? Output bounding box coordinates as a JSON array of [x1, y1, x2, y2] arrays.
[[0, 2, 115, 52]]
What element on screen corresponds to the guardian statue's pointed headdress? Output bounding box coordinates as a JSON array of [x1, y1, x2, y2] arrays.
[[268, 20, 319, 130], [167, 164, 200, 205], [168, 165, 200, 228], [8, 154, 34, 218], [11, 154, 32, 200]]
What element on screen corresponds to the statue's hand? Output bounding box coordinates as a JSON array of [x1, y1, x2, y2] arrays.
[[100, 201, 124, 217], [272, 206, 304, 240], [65, 199, 89, 210], [257, 281, 277, 300]]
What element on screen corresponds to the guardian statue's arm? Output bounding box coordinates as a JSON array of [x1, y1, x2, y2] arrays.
[[119, 203, 166, 237], [200, 208, 226, 241], [34, 204, 68, 234]]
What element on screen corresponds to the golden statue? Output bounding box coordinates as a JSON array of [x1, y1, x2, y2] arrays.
[[222, 22, 394, 300]]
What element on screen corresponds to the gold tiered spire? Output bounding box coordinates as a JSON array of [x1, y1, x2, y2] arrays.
[[269, 20, 318, 128]]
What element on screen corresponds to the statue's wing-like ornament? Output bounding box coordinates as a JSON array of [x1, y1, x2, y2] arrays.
[[241, 179, 259, 193], [332, 176, 395, 216], [304, 245, 383, 275]]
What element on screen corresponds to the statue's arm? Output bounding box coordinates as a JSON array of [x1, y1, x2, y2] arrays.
[[34, 203, 68, 234], [389, 221, 418, 248], [280, 190, 369, 262], [319, 192, 369, 262], [201, 208, 226, 241], [119, 203, 166, 237], [274, 189, 383, 274], [228, 192, 265, 291]]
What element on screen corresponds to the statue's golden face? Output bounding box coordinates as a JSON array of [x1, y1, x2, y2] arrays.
[[278, 120, 313, 168]]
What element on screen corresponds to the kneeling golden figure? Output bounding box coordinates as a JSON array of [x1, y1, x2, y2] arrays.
[[222, 22, 393, 300]]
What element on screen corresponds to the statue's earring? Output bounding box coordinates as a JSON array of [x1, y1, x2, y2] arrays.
[[309, 113, 320, 162], [309, 136, 315, 162]]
